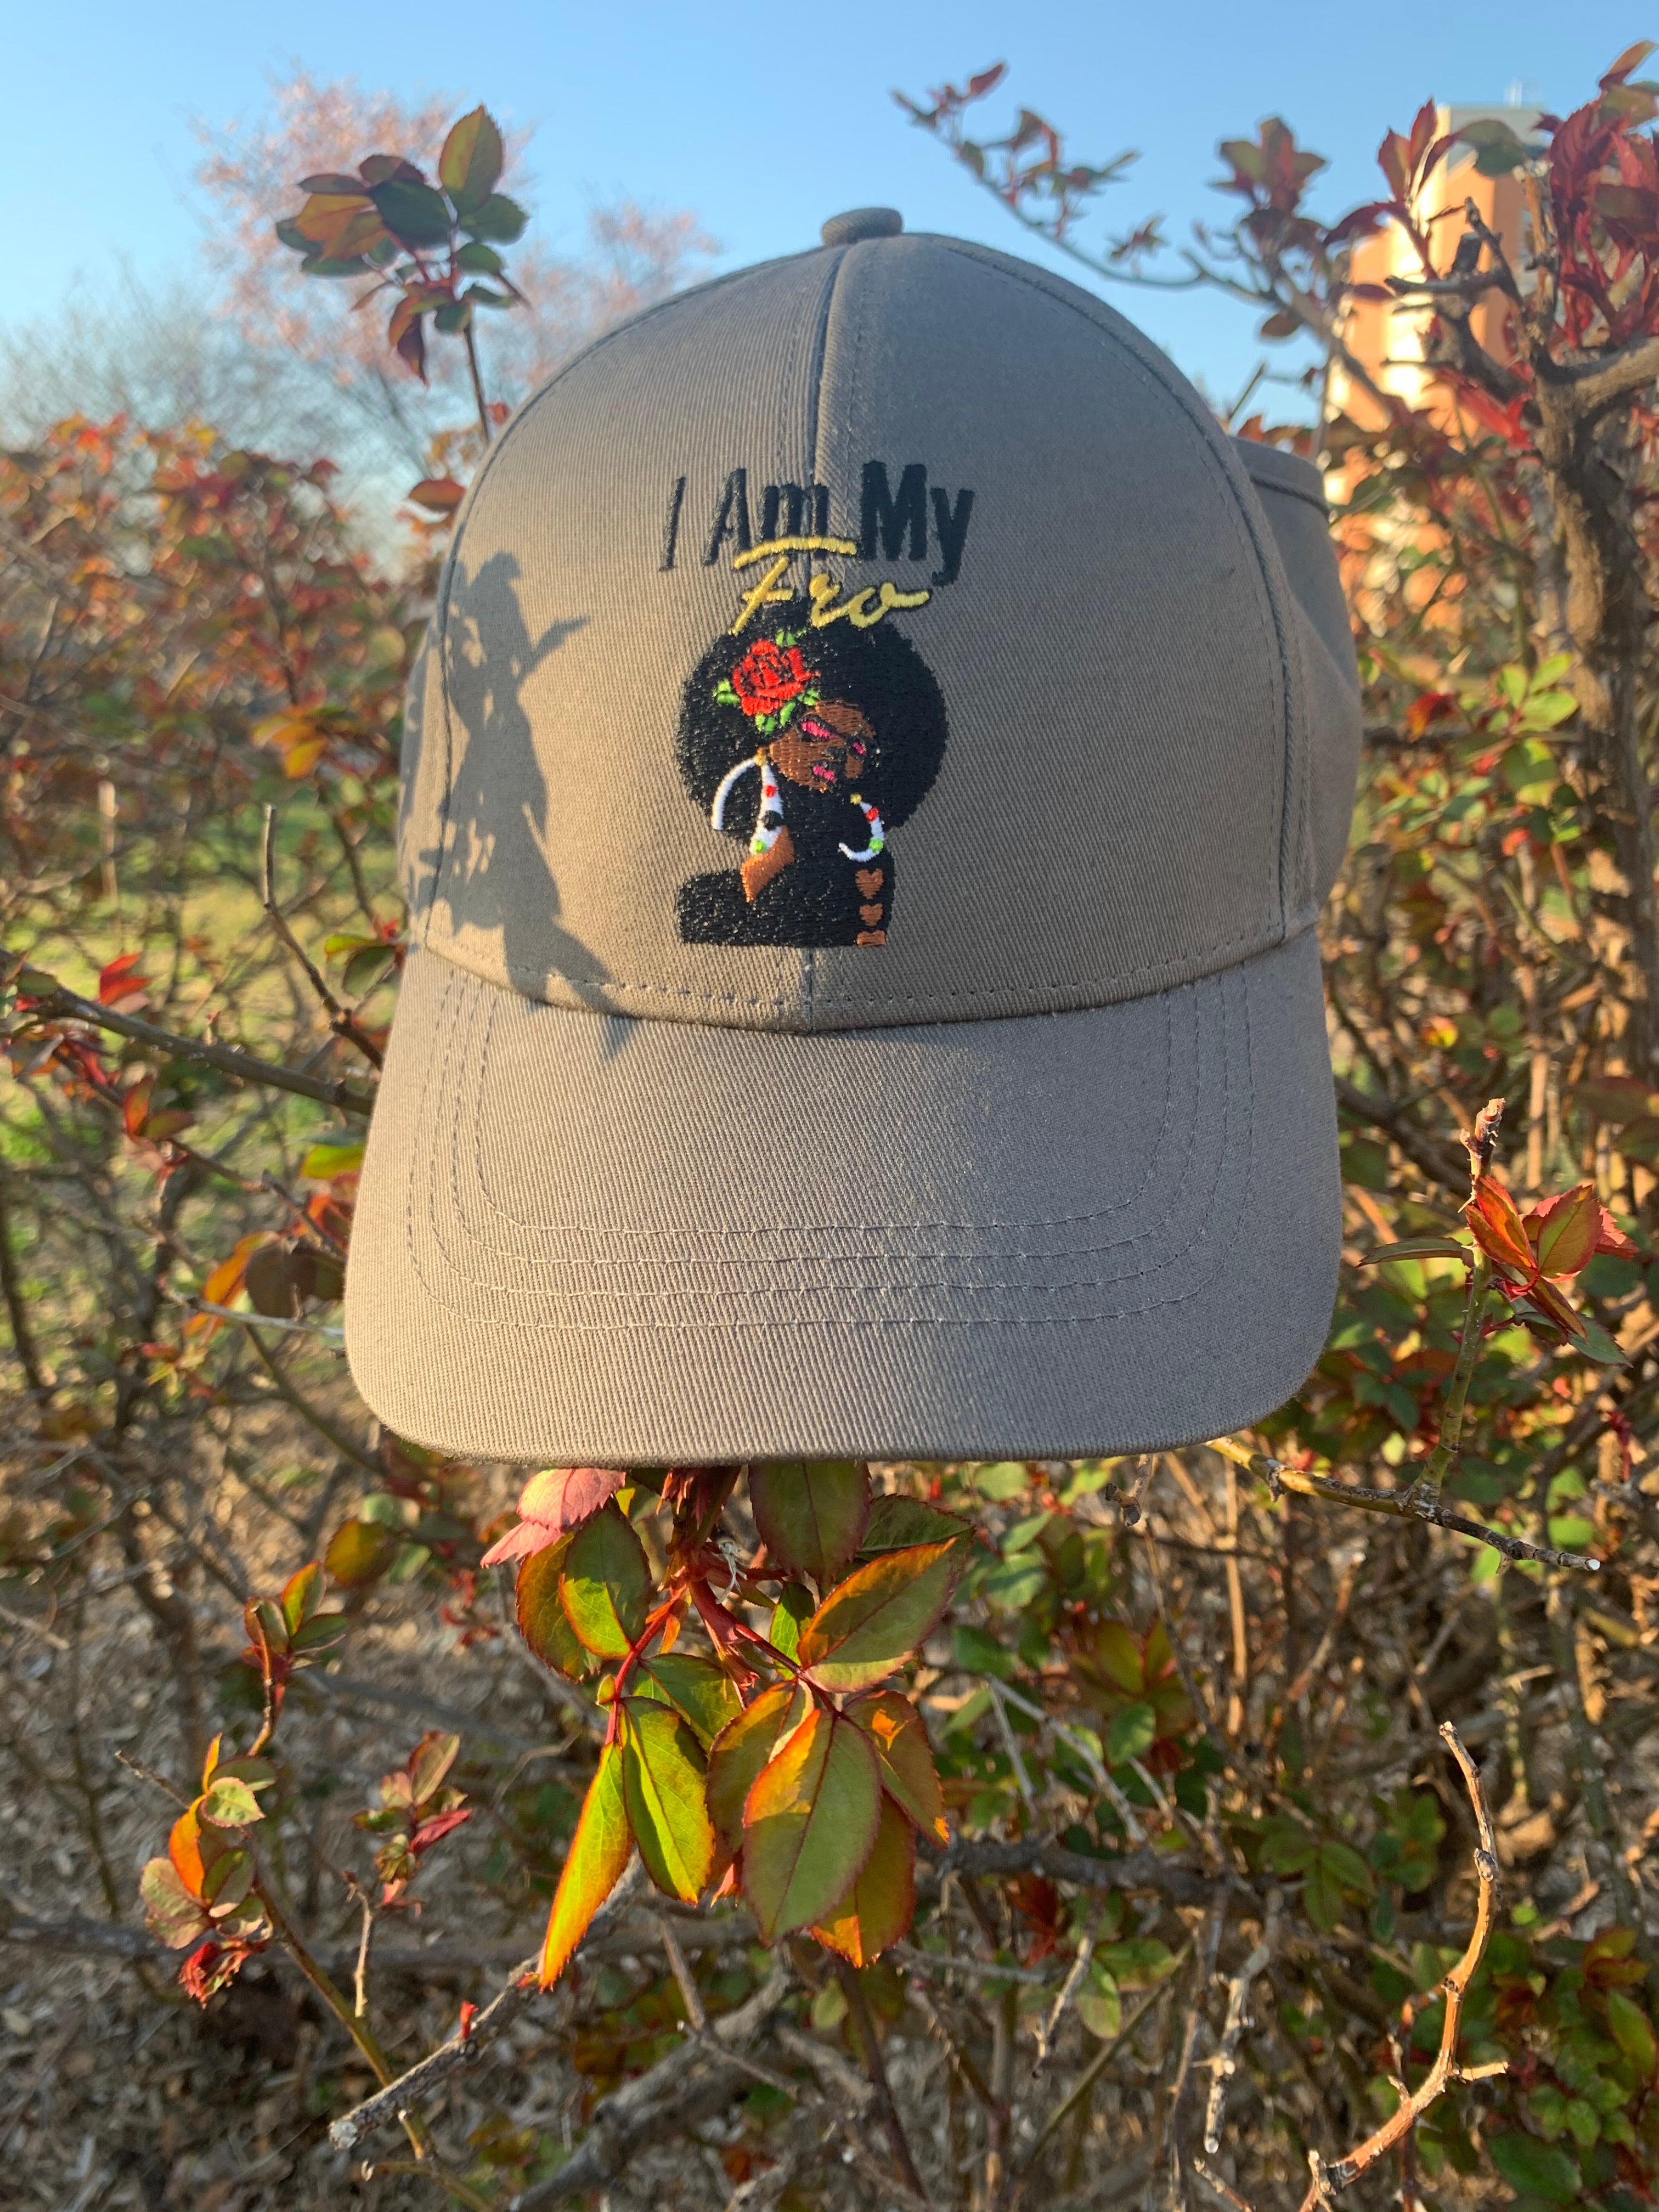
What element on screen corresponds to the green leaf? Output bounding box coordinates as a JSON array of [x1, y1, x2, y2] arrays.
[[620, 1698, 716, 1901], [370, 179, 454, 249], [1105, 1701, 1157, 1767], [462, 192, 528, 244], [280, 1562, 320, 1635], [810, 1793, 915, 1965], [516, 1534, 599, 1679], [438, 105, 505, 215], [456, 239, 506, 274], [862, 1495, 974, 1552], [952, 1622, 1018, 1680], [408, 1731, 460, 1808], [200, 1846, 253, 1916], [1573, 1311, 1628, 1367], [750, 1461, 870, 1585], [1605, 1989, 1657, 2077], [199, 1776, 264, 1830], [742, 1707, 881, 1943], [1090, 1621, 1145, 1696], [1096, 1936, 1175, 1988], [1319, 1838, 1374, 1895], [707, 1683, 807, 1851], [1486, 2131, 1581, 2204], [844, 1689, 948, 1844], [768, 1583, 814, 1661], [640, 1653, 742, 1748], [1262, 1818, 1318, 1875], [540, 1742, 631, 1986], [302, 1137, 365, 1180], [798, 1540, 962, 1692], [325, 1517, 398, 1588], [1304, 1856, 1345, 1932], [1359, 1237, 1469, 1265], [1076, 1965, 1121, 2040], [140, 1857, 208, 1948], [559, 1504, 651, 1658], [291, 1611, 347, 1657]]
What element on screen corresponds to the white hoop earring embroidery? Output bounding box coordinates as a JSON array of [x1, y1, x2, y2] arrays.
[[838, 793, 886, 863], [710, 751, 787, 860]]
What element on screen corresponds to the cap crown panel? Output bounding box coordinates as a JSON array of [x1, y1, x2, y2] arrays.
[[403, 235, 1307, 1032]]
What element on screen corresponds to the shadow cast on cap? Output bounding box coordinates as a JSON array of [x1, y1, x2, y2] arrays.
[[411, 551, 623, 1022]]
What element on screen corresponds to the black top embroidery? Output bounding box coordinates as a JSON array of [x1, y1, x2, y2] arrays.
[[674, 596, 949, 949]]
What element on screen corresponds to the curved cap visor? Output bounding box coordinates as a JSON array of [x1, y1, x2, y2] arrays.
[[345, 932, 1339, 1464]]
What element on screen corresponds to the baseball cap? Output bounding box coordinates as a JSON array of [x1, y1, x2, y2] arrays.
[[343, 207, 1362, 1464]]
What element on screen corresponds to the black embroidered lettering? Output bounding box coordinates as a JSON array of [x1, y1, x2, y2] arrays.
[[859, 461, 928, 561], [761, 483, 833, 539], [761, 483, 806, 539], [660, 475, 686, 571], [929, 485, 975, 585], [703, 469, 753, 564]]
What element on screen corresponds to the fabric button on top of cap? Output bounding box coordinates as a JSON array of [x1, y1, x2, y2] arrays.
[[820, 206, 903, 246]]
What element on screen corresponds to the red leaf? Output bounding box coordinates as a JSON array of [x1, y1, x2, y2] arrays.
[[479, 1517, 561, 1567], [1523, 1182, 1600, 1277], [520, 1466, 624, 1532], [407, 476, 465, 514], [1526, 1276, 1588, 1341], [99, 951, 151, 1007], [1463, 1173, 1533, 1276], [1595, 1206, 1639, 1259], [410, 1806, 472, 1856]]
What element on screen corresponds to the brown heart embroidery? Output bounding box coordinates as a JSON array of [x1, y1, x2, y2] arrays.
[[855, 867, 883, 898], [860, 902, 883, 927]]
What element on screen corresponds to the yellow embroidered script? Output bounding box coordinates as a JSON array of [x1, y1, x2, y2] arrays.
[[729, 535, 932, 634]]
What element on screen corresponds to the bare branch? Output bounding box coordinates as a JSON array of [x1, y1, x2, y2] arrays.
[[329, 1858, 647, 2152], [21, 985, 374, 1118], [1291, 1724, 1499, 2205]]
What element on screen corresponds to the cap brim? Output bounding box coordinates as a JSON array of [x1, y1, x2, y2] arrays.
[[345, 934, 1339, 1463]]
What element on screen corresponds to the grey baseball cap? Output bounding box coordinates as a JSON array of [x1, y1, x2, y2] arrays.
[[344, 209, 1361, 1464]]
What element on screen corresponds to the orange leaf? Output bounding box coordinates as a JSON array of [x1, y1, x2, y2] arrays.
[[1463, 1173, 1533, 1276], [168, 1806, 208, 1899], [844, 1689, 949, 1844], [200, 1231, 269, 1310], [407, 476, 465, 514]]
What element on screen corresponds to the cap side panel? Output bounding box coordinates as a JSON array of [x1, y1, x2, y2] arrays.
[[1240, 465, 1361, 907], [917, 238, 1311, 941]]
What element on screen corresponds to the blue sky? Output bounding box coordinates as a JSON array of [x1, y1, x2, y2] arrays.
[[3, 1, 1645, 407]]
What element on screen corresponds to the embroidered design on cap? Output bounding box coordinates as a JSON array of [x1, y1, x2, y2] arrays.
[[675, 596, 947, 948]]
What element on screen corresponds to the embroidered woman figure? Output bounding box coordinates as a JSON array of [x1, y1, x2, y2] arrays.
[[675, 598, 948, 949]]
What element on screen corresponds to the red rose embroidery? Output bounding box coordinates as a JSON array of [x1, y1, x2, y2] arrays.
[[730, 637, 811, 719]]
